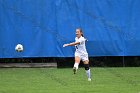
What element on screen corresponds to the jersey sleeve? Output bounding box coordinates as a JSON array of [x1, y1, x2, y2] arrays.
[[75, 37, 77, 41]]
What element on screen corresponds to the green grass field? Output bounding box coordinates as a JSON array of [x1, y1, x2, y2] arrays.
[[0, 67, 140, 93]]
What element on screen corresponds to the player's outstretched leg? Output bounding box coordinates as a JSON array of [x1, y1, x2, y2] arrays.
[[73, 56, 80, 74], [73, 63, 79, 74]]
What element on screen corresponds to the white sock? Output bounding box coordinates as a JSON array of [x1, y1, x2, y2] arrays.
[[74, 63, 79, 69], [86, 69, 91, 79]]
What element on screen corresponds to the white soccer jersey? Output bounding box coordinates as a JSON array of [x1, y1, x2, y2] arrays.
[[75, 36, 88, 55]]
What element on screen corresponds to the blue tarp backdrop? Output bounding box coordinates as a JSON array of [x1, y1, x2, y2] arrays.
[[0, 0, 140, 58]]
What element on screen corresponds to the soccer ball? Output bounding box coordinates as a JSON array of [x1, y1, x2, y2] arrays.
[[15, 44, 23, 52]]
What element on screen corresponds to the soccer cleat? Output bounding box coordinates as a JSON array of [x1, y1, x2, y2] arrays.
[[73, 67, 77, 74], [88, 78, 91, 81]]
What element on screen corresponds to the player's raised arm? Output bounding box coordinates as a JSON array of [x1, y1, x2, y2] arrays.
[[63, 42, 80, 47]]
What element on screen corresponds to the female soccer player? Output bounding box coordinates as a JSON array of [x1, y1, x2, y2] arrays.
[[63, 28, 91, 81]]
